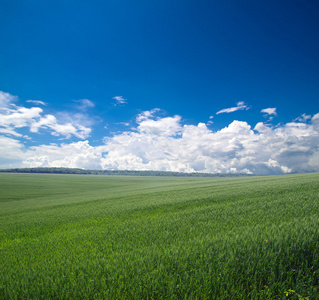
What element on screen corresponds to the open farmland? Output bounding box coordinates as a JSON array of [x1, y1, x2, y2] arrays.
[[0, 173, 318, 299]]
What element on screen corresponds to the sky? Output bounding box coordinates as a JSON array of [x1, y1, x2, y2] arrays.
[[1, 0, 319, 174]]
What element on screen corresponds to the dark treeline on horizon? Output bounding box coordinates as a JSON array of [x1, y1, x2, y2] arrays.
[[0, 167, 252, 177]]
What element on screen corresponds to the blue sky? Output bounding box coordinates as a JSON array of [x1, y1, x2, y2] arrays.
[[1, 0, 319, 174]]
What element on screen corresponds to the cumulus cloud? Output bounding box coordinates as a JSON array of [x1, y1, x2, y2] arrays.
[[1, 91, 318, 175], [136, 108, 161, 122], [0, 106, 43, 129], [0, 91, 92, 140], [137, 115, 182, 136], [30, 114, 91, 139], [216, 101, 251, 114], [26, 100, 46, 106], [23, 141, 104, 169], [113, 96, 127, 105], [261, 107, 277, 116], [14, 110, 319, 175]]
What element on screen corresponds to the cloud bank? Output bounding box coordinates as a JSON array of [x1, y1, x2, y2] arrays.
[[1, 91, 319, 175], [3, 110, 319, 175]]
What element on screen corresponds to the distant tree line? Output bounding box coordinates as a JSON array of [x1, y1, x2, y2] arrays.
[[0, 167, 252, 177]]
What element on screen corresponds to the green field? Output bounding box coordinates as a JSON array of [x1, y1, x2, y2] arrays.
[[1, 173, 318, 299]]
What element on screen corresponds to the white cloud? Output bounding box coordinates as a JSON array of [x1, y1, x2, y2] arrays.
[[48, 112, 92, 139], [0, 136, 26, 168], [0, 91, 17, 108], [113, 96, 127, 105], [216, 101, 250, 114], [0, 106, 43, 128], [31, 115, 91, 139], [136, 108, 161, 122], [117, 122, 130, 126], [1, 93, 318, 175], [23, 141, 103, 169], [207, 116, 214, 125], [137, 115, 182, 136], [0, 91, 92, 140], [101, 111, 319, 174], [14, 109, 319, 175], [0, 127, 23, 137], [74, 99, 95, 110], [261, 107, 277, 116], [26, 100, 47, 106], [294, 113, 311, 122]]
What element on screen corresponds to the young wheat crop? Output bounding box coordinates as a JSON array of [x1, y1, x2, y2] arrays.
[[0, 173, 318, 299]]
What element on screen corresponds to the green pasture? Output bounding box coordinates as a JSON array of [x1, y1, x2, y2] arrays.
[[0, 173, 318, 299]]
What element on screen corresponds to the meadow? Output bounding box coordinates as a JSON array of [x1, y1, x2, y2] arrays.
[[0, 172, 318, 299]]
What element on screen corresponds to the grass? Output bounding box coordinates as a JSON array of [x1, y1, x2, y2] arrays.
[[0, 172, 318, 299]]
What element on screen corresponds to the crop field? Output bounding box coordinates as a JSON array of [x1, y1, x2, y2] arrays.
[[0, 173, 319, 299]]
